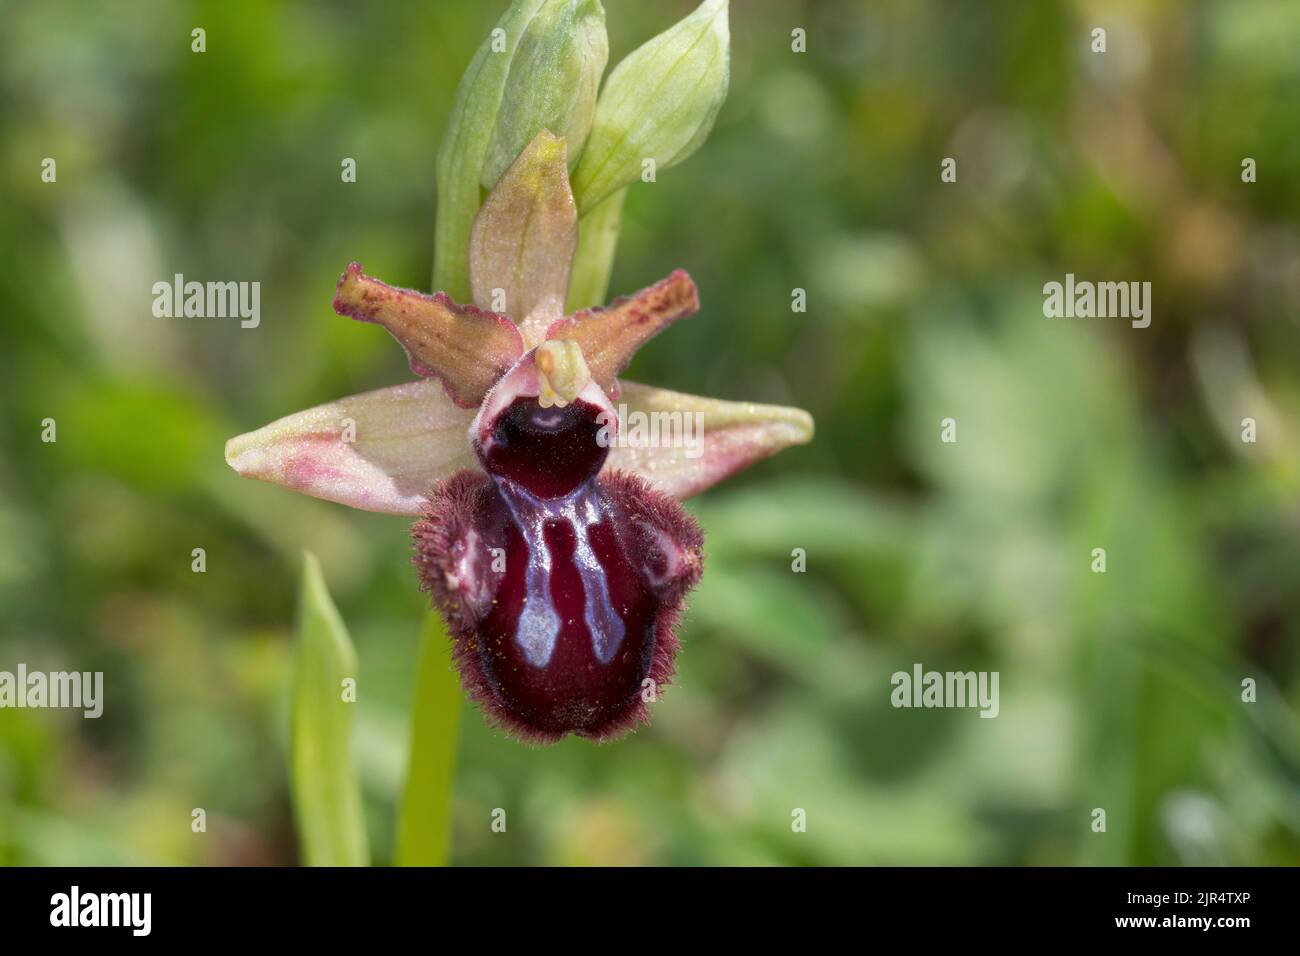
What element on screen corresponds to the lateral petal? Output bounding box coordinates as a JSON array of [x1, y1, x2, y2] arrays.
[[545, 269, 698, 398], [333, 262, 522, 408]]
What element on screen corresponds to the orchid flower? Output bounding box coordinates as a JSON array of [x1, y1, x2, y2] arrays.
[[224, 2, 812, 743]]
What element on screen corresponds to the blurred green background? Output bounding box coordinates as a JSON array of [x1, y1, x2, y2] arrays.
[[3, 0, 1300, 866]]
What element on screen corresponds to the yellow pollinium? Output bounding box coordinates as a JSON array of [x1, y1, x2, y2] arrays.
[[535, 339, 591, 408]]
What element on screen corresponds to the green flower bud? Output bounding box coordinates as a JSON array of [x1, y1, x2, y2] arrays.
[[571, 0, 729, 214], [482, 0, 608, 190], [434, 0, 608, 302]]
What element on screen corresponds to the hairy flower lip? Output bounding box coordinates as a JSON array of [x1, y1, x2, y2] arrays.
[[414, 467, 703, 743]]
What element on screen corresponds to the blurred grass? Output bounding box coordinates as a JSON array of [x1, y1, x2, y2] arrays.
[[395, 612, 460, 867], [291, 552, 367, 867], [1, 0, 1298, 866]]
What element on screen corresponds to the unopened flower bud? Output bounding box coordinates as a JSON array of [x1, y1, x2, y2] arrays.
[[434, 0, 608, 301], [482, 0, 607, 190], [571, 0, 729, 214]]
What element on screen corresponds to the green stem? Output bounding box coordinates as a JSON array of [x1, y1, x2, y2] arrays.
[[395, 611, 462, 866], [566, 186, 627, 312], [432, 173, 480, 303]]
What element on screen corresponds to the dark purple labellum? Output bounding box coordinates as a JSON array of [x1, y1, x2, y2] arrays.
[[414, 393, 703, 742]]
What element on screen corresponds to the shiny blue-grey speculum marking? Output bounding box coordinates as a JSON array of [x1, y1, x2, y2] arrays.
[[498, 479, 625, 667]]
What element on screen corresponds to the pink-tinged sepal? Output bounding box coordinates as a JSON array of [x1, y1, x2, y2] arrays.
[[606, 380, 814, 499], [224, 379, 479, 516], [545, 269, 699, 399], [332, 262, 523, 408]]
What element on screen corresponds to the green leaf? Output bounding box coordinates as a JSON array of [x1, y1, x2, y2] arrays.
[[571, 0, 730, 214], [290, 551, 369, 867], [395, 611, 462, 867]]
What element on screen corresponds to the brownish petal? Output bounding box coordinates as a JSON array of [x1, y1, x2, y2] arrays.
[[544, 269, 698, 398], [333, 262, 523, 408]]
